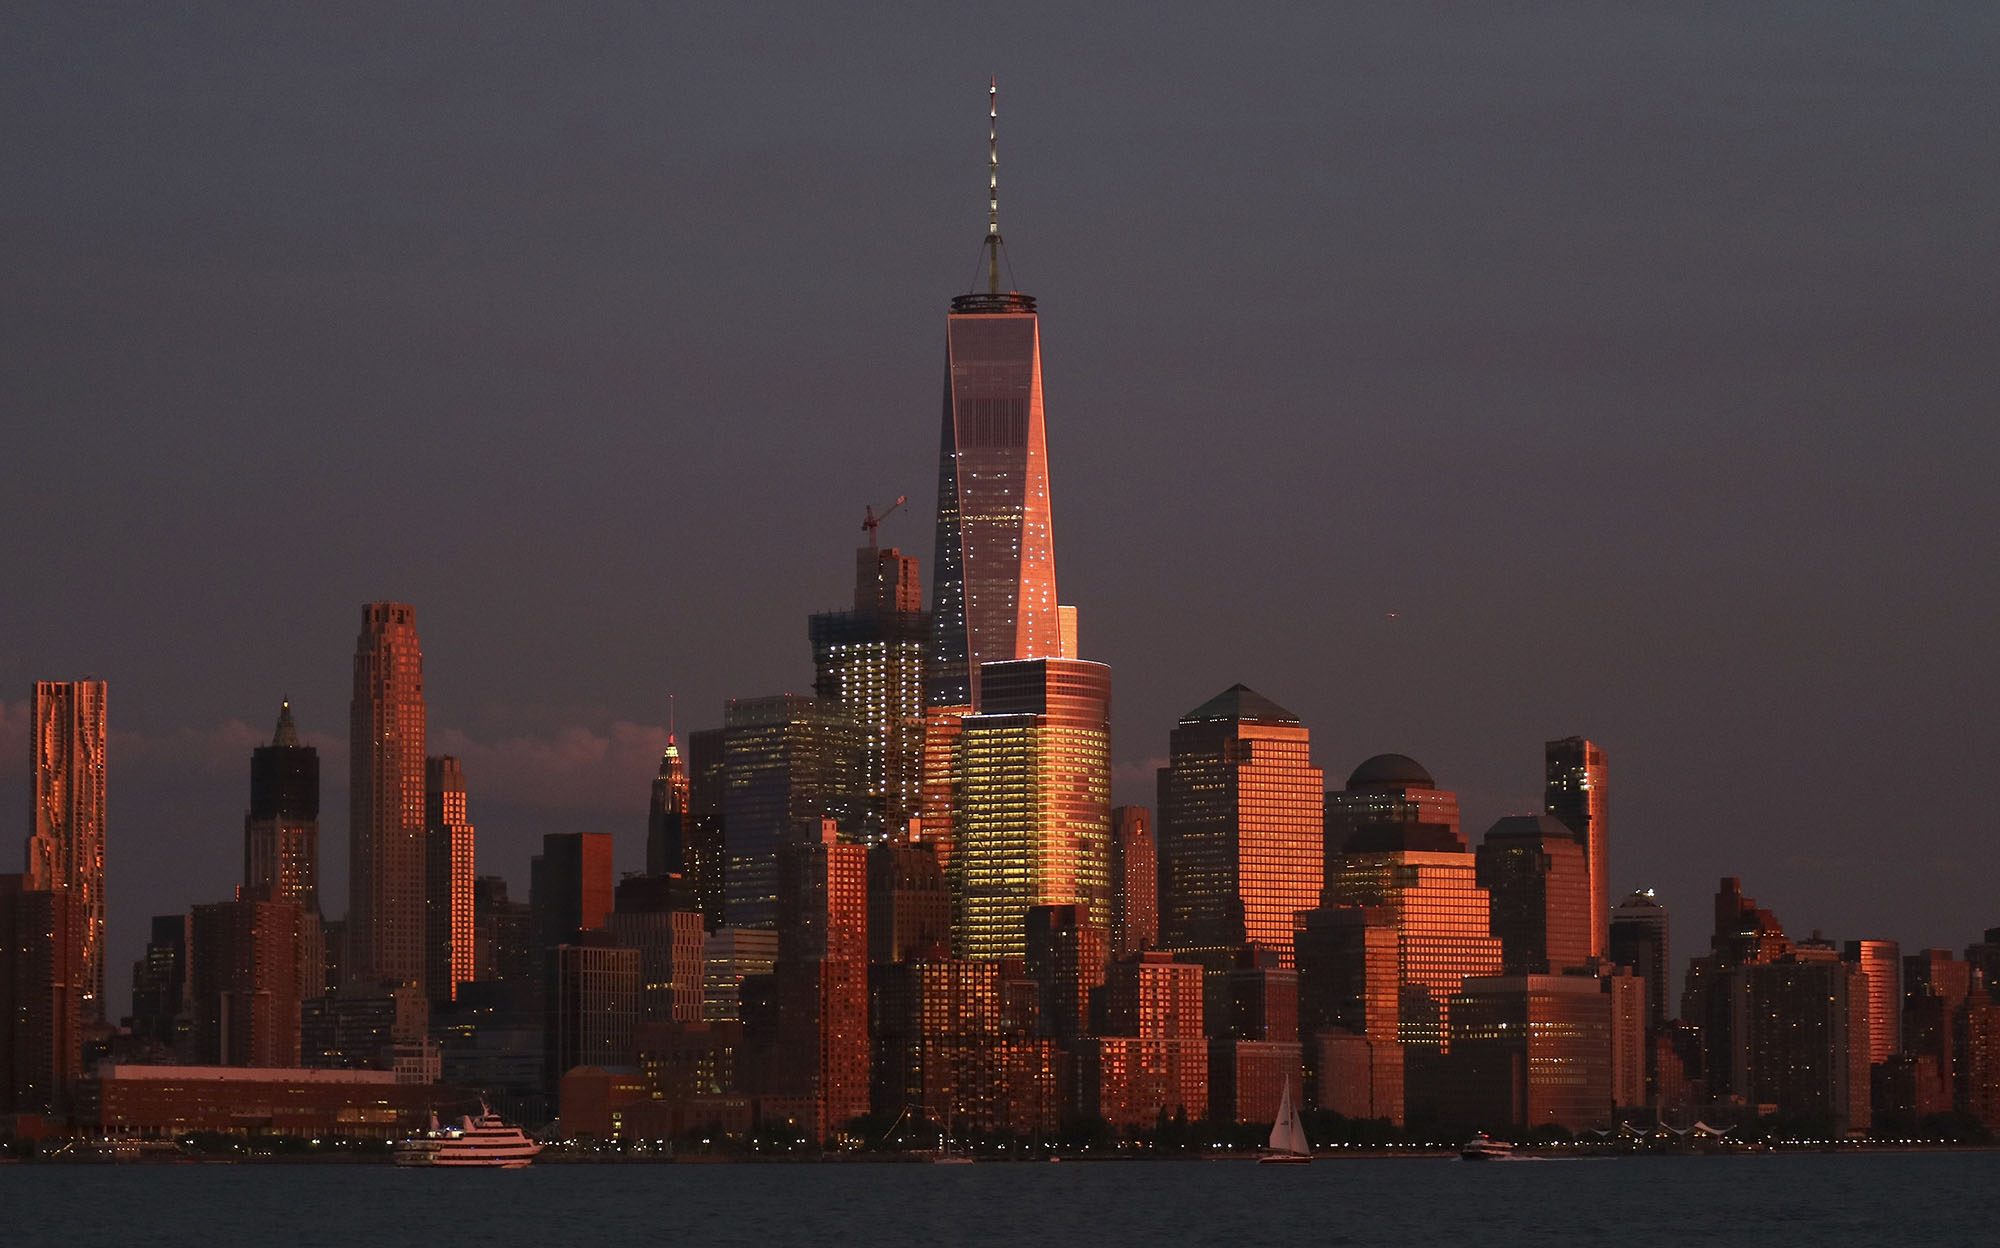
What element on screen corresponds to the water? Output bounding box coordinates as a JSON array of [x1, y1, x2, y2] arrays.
[[7, 1153, 1996, 1248]]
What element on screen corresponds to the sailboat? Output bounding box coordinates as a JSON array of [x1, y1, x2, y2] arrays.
[[1259, 1078, 1312, 1164]]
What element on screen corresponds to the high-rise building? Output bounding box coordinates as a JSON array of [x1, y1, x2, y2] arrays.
[[1081, 951, 1208, 1128], [869, 958, 1060, 1137], [1157, 685, 1323, 982], [685, 728, 728, 930], [701, 928, 780, 1023], [1294, 904, 1403, 1123], [645, 736, 691, 879], [1679, 877, 1793, 1101], [0, 875, 86, 1113], [243, 700, 319, 913], [348, 603, 426, 989], [1731, 954, 1872, 1134], [1608, 888, 1670, 1029], [1475, 815, 1592, 976], [1435, 974, 1618, 1131], [547, 939, 642, 1091], [1323, 753, 1462, 862], [1324, 775, 1504, 1050], [531, 833, 616, 957], [721, 696, 865, 931], [1841, 939, 1901, 1067], [472, 876, 533, 989], [129, 913, 194, 1052], [1109, 806, 1158, 960], [925, 81, 1063, 714], [424, 756, 476, 1004], [810, 546, 929, 838], [866, 841, 951, 965], [954, 658, 1112, 960], [1544, 736, 1609, 959], [609, 876, 706, 1025], [1024, 903, 1107, 1040], [190, 897, 303, 1067], [26, 679, 108, 1018]]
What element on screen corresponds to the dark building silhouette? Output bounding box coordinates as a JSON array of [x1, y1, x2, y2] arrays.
[[1428, 973, 1619, 1132], [722, 696, 865, 931], [685, 728, 728, 930], [1544, 736, 1609, 959], [1324, 753, 1462, 857], [531, 833, 615, 956], [610, 875, 705, 1024], [867, 841, 951, 964], [473, 876, 533, 989], [1109, 806, 1158, 960], [1024, 903, 1106, 1041], [1680, 877, 1792, 1102], [348, 603, 426, 989], [0, 876, 86, 1114], [1609, 889, 1670, 1030], [244, 700, 319, 912], [1294, 904, 1403, 1124], [129, 914, 194, 1053], [646, 736, 691, 879], [190, 897, 303, 1067], [869, 958, 1060, 1137], [1475, 815, 1591, 976]]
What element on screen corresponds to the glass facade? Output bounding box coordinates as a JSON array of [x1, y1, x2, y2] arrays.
[[1545, 736, 1609, 959], [1325, 851, 1504, 1047], [954, 659, 1111, 960], [721, 696, 865, 931], [1475, 814, 1592, 976], [348, 603, 427, 990]]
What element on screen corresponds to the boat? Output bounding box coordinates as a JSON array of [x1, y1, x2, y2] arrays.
[[1459, 1133, 1515, 1161], [1258, 1078, 1312, 1164], [395, 1105, 542, 1169]]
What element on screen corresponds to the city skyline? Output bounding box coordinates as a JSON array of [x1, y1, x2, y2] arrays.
[[5, 6, 1997, 1022]]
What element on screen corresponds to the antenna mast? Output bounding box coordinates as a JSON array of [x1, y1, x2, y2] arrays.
[[986, 75, 1002, 296]]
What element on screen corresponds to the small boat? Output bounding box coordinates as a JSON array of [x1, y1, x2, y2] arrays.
[[395, 1105, 541, 1169], [1459, 1133, 1515, 1161], [1258, 1078, 1312, 1164]]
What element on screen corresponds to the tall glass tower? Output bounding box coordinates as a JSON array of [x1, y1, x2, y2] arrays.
[[928, 79, 1062, 712], [349, 602, 426, 989]]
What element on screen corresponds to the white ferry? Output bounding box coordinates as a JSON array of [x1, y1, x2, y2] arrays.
[[395, 1105, 542, 1169], [1459, 1133, 1515, 1161]]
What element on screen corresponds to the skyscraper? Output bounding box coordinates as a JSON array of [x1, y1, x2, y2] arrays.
[[1323, 753, 1462, 861], [1474, 815, 1592, 976], [1157, 685, 1323, 976], [645, 735, 691, 879], [926, 80, 1063, 713], [810, 545, 929, 838], [1608, 888, 1670, 1030], [26, 680, 108, 1018], [0, 875, 86, 1113], [720, 696, 865, 931], [348, 603, 427, 989], [424, 755, 476, 1004], [1109, 806, 1158, 960], [954, 658, 1112, 960], [1841, 938, 1902, 1067], [1544, 736, 1609, 959], [243, 700, 320, 913], [190, 897, 303, 1067]]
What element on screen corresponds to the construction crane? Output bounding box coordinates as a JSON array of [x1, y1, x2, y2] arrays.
[[862, 496, 907, 548]]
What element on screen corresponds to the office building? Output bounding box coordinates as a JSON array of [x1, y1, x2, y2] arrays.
[[1608, 888, 1670, 1029], [955, 658, 1112, 960], [1841, 939, 1901, 1066], [1544, 736, 1609, 959], [1433, 974, 1617, 1131], [0, 876, 86, 1113], [721, 695, 864, 931], [348, 603, 427, 988], [1079, 952, 1208, 1129], [1294, 905, 1403, 1123], [25, 680, 108, 1018], [129, 914, 194, 1052], [424, 755, 476, 1004], [867, 841, 951, 964], [1109, 806, 1158, 960], [531, 832, 615, 955], [702, 928, 780, 1023], [810, 545, 930, 837], [190, 897, 303, 1067], [1157, 685, 1323, 982], [472, 876, 533, 988], [548, 940, 642, 1091], [1024, 903, 1107, 1040], [1679, 877, 1793, 1101], [1323, 753, 1462, 860], [609, 875, 706, 1024], [685, 728, 728, 930], [925, 81, 1063, 713], [243, 700, 320, 913], [1732, 954, 1872, 1134], [869, 958, 1061, 1136], [1475, 815, 1591, 975]]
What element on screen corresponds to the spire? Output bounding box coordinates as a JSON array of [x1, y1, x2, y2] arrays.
[[986, 75, 1002, 296], [273, 699, 300, 748]]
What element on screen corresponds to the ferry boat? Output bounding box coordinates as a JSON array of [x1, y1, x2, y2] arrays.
[[1258, 1078, 1313, 1164], [1459, 1133, 1515, 1161], [395, 1105, 541, 1169]]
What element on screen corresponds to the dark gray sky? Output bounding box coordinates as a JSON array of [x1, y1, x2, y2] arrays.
[[5, 5, 1997, 1012]]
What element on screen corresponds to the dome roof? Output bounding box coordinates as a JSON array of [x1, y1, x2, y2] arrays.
[[1345, 753, 1434, 790]]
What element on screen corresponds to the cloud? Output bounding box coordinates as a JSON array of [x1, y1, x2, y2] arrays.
[[433, 721, 671, 815]]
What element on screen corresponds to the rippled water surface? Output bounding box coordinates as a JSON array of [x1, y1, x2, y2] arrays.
[[7, 1152, 1996, 1248]]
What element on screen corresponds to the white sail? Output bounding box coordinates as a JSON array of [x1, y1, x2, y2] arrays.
[[1269, 1079, 1310, 1156]]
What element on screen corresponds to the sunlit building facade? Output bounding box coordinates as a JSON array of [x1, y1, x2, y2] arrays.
[[1157, 685, 1322, 974], [1109, 806, 1158, 960], [645, 736, 691, 879], [810, 546, 929, 839], [423, 755, 476, 1004], [348, 603, 427, 989], [1324, 850, 1503, 1048], [1841, 938, 1902, 1066], [954, 659, 1111, 960], [26, 679, 108, 1018], [1545, 736, 1609, 959], [1323, 753, 1462, 864], [1475, 815, 1592, 976]]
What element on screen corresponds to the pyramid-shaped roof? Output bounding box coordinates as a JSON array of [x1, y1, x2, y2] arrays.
[[1180, 683, 1301, 726]]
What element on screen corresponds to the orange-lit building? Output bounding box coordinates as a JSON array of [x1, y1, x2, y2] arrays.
[[1157, 685, 1323, 990], [1544, 737, 1609, 959], [1841, 938, 1901, 1066], [82, 1064, 452, 1138], [1324, 754, 1461, 859], [870, 958, 1060, 1136], [1080, 952, 1207, 1129], [1324, 844, 1502, 1049], [954, 659, 1112, 961], [26, 680, 108, 1019], [348, 604, 426, 991], [1295, 905, 1403, 1123], [1430, 973, 1618, 1132], [424, 755, 476, 1004], [1109, 806, 1158, 960]]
